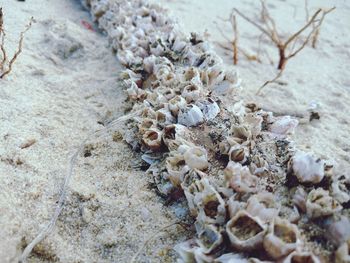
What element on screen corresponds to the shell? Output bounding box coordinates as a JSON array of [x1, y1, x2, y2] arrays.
[[165, 153, 190, 187], [268, 115, 298, 136], [227, 196, 244, 218], [162, 124, 189, 151], [249, 155, 268, 177], [174, 239, 197, 263], [290, 151, 325, 184], [327, 216, 350, 247], [263, 217, 300, 259], [228, 145, 248, 164], [178, 104, 204, 127], [193, 178, 226, 224], [226, 210, 266, 251], [168, 95, 187, 117], [142, 128, 163, 151], [196, 98, 220, 121], [224, 162, 258, 194], [156, 108, 176, 127], [331, 174, 350, 204], [196, 224, 223, 254], [335, 239, 350, 263], [282, 251, 321, 263], [292, 187, 307, 213], [230, 125, 251, 143], [246, 192, 279, 223], [184, 146, 209, 170], [306, 188, 342, 219], [181, 83, 202, 103]]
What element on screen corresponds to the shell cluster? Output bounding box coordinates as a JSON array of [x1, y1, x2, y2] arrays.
[[81, 0, 350, 262]]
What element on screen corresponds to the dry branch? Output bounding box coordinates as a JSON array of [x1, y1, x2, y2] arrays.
[[0, 8, 33, 79]]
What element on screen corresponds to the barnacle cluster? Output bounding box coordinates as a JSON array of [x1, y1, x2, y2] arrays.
[[81, 0, 350, 262]]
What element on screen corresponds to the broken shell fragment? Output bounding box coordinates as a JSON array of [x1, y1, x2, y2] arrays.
[[178, 104, 204, 127], [196, 98, 220, 121], [226, 210, 266, 251], [331, 174, 350, 204], [306, 188, 342, 219], [263, 217, 300, 259], [184, 146, 209, 170], [291, 151, 325, 184]]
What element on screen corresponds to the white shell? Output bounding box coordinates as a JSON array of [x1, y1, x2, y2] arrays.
[[196, 224, 223, 254], [182, 83, 202, 103], [291, 151, 325, 184], [156, 108, 176, 126], [268, 115, 298, 136], [196, 98, 220, 121], [306, 188, 342, 218], [174, 239, 197, 263], [178, 104, 204, 127], [226, 210, 266, 251], [184, 146, 209, 170], [263, 217, 300, 259], [327, 216, 350, 247], [331, 174, 350, 204], [292, 187, 307, 213], [224, 162, 258, 194], [246, 192, 279, 223], [168, 95, 187, 117], [335, 239, 350, 263], [142, 128, 163, 151], [215, 253, 248, 263]]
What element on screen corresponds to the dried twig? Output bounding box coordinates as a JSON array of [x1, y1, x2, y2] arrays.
[[0, 9, 33, 79], [231, 14, 238, 65]]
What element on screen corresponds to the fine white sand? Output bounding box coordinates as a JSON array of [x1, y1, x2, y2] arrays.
[[0, 0, 349, 262]]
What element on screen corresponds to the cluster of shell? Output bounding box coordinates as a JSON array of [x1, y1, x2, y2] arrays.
[[81, 0, 350, 262]]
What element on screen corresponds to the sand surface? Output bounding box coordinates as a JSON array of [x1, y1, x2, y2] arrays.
[[0, 0, 349, 262]]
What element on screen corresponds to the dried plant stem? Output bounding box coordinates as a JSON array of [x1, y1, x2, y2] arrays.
[[256, 69, 284, 95], [231, 14, 238, 65], [0, 17, 33, 78]]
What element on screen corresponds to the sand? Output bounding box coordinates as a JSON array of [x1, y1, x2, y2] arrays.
[[0, 0, 349, 262]]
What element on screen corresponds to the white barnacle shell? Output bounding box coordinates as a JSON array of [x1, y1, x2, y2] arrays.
[[226, 210, 267, 251], [196, 98, 220, 121], [168, 95, 187, 117], [183, 67, 201, 84], [227, 196, 245, 219], [138, 118, 157, 135], [292, 187, 307, 213], [246, 192, 279, 223], [268, 115, 298, 137], [244, 113, 263, 138], [291, 151, 325, 184], [174, 239, 197, 263], [331, 174, 350, 204], [126, 80, 146, 101], [230, 125, 251, 143], [142, 128, 163, 151], [184, 146, 209, 171], [249, 155, 268, 177], [181, 83, 202, 103], [196, 224, 223, 254], [165, 153, 190, 187], [224, 162, 258, 194], [282, 251, 321, 263], [162, 124, 189, 151], [194, 179, 226, 225], [306, 188, 342, 219], [335, 239, 350, 263], [229, 144, 248, 164], [193, 247, 215, 263], [263, 217, 301, 259], [120, 69, 142, 82], [327, 216, 350, 247], [156, 108, 176, 127], [143, 55, 157, 74], [178, 104, 204, 127]]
